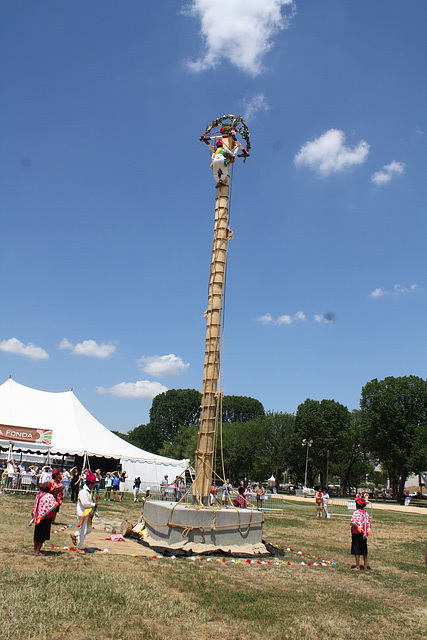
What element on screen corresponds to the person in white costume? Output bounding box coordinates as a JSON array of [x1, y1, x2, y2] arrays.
[[71, 470, 98, 551], [210, 139, 239, 185]]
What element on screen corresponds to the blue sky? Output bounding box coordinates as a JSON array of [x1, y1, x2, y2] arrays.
[[1, 1, 426, 433]]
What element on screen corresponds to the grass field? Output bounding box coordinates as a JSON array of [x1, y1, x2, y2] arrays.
[[1, 493, 426, 640]]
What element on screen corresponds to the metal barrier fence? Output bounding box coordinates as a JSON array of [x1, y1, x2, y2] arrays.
[[329, 498, 372, 519], [1, 475, 72, 496], [1, 474, 39, 494], [1, 481, 284, 514], [148, 489, 285, 514]]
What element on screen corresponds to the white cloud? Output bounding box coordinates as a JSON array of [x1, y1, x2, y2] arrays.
[[0, 337, 49, 360], [137, 354, 190, 378], [314, 314, 335, 324], [242, 93, 270, 121], [58, 338, 73, 350], [276, 311, 305, 325], [59, 338, 116, 359], [370, 284, 417, 298], [185, 0, 296, 76], [371, 161, 405, 186], [256, 313, 273, 325], [294, 129, 370, 177], [97, 381, 168, 399], [370, 288, 387, 299], [257, 311, 306, 325], [292, 311, 306, 322]]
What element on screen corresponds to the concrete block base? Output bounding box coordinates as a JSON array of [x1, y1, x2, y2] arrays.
[[143, 501, 263, 547]]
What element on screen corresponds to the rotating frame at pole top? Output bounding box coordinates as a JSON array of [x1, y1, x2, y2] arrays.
[[193, 115, 250, 506]]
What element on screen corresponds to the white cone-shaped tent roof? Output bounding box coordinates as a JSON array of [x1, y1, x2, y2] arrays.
[[0, 378, 186, 472]]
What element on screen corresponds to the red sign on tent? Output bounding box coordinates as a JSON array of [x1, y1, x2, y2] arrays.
[[0, 424, 53, 445]]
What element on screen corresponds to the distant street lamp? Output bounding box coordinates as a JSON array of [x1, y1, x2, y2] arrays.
[[302, 439, 313, 489]]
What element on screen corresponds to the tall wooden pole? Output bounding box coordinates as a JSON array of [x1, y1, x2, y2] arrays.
[[193, 137, 234, 506]]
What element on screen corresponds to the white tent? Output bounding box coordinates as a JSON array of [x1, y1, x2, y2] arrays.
[[0, 378, 188, 490]]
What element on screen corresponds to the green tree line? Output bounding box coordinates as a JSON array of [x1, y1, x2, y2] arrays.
[[114, 376, 427, 500]]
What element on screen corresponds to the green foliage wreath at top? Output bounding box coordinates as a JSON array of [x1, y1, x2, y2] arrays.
[[200, 114, 251, 155]]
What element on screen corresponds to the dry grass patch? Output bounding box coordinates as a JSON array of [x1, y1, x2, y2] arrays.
[[0, 493, 426, 640]]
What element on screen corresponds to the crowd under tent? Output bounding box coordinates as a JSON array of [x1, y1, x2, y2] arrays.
[[0, 378, 188, 490]]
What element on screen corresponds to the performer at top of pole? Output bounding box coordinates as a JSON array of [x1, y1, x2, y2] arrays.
[[200, 114, 251, 186], [210, 140, 239, 186]]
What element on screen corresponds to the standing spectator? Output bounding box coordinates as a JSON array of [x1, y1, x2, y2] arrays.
[[254, 482, 265, 510], [11, 464, 19, 490], [315, 487, 324, 518], [70, 470, 98, 552], [141, 487, 150, 511], [178, 476, 186, 501], [322, 487, 330, 519], [94, 469, 102, 497], [61, 468, 71, 498], [30, 465, 40, 492], [70, 467, 81, 503], [350, 495, 372, 571], [18, 462, 26, 489], [222, 479, 233, 507], [160, 474, 169, 500], [112, 471, 120, 500], [173, 476, 181, 501], [0, 466, 7, 491], [104, 473, 113, 500], [119, 470, 127, 501], [7, 460, 15, 489], [21, 465, 32, 493], [209, 483, 217, 506], [233, 486, 247, 508], [133, 476, 141, 502]]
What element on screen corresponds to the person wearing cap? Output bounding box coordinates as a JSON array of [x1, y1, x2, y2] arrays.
[[70, 470, 98, 551], [160, 474, 168, 500], [104, 472, 113, 500], [39, 465, 52, 488], [350, 495, 372, 571]]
